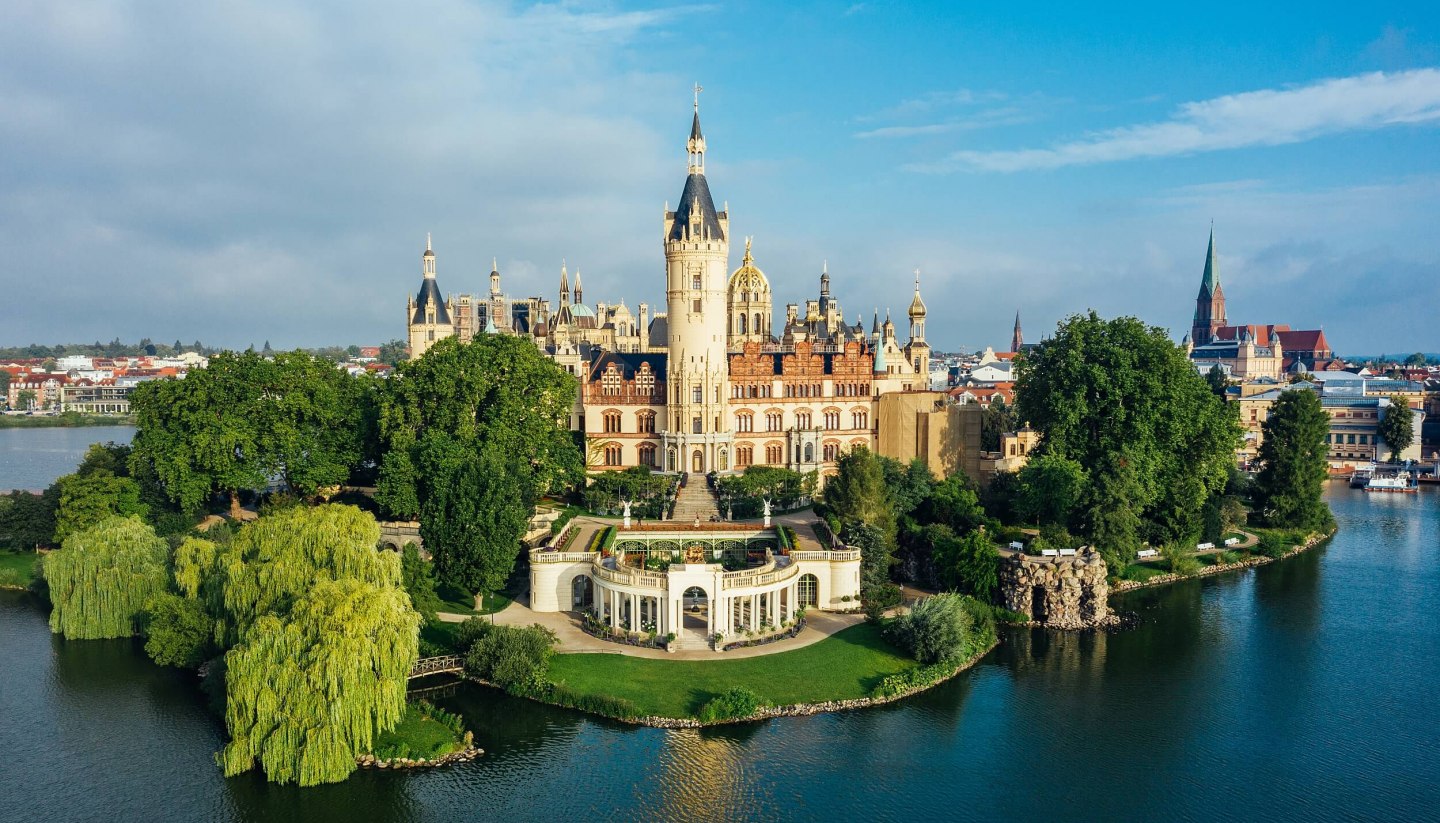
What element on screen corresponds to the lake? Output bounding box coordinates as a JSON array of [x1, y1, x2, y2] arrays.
[[1, 429, 1436, 821], [0, 425, 135, 492]]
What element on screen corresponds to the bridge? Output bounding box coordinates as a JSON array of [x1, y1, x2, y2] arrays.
[[408, 655, 463, 680]]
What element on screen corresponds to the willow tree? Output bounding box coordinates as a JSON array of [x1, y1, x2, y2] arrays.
[[217, 504, 402, 643], [46, 516, 168, 639], [221, 578, 419, 786]]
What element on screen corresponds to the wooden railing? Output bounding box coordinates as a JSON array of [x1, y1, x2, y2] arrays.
[[408, 655, 463, 679]]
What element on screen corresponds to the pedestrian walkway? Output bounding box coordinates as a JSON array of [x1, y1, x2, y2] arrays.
[[670, 473, 721, 523]]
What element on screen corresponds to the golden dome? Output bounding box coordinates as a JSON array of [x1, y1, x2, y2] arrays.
[[728, 237, 770, 296], [908, 272, 927, 318]]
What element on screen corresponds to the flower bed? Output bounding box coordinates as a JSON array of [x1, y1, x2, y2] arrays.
[[718, 617, 806, 651]]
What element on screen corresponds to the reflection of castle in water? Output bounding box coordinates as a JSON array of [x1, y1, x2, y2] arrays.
[[649, 728, 756, 820]]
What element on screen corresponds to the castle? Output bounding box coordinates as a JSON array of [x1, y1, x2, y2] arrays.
[[407, 96, 966, 479]]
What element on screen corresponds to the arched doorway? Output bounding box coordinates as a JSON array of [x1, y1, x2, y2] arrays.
[[571, 575, 593, 610], [798, 574, 818, 608], [682, 586, 709, 637], [667, 448, 677, 472], [692, 449, 704, 473], [717, 447, 728, 471]]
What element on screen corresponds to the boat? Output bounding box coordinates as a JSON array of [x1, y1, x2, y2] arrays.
[[1366, 469, 1418, 493], [1348, 464, 1374, 488]]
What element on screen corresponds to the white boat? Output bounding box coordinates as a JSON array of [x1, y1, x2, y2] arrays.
[[1366, 470, 1418, 493]]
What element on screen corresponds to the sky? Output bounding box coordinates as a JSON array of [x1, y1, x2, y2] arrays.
[[2, 1, 1439, 354]]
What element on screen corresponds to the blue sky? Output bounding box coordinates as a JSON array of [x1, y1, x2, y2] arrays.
[[2, 1, 1438, 353]]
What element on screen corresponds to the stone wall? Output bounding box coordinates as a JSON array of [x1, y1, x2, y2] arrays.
[[998, 549, 1115, 630]]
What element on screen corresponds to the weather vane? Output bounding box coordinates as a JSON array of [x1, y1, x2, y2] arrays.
[[693, 82, 703, 110]]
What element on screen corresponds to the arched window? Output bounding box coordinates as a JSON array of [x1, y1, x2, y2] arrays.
[[603, 444, 622, 466], [603, 411, 622, 433], [739, 313, 748, 334], [797, 574, 818, 607], [718, 448, 728, 471], [736, 446, 753, 467], [803, 442, 814, 463], [754, 313, 762, 335], [765, 444, 784, 465], [796, 410, 812, 429], [736, 412, 753, 432], [766, 411, 783, 431], [823, 410, 840, 429], [851, 410, 869, 429], [638, 443, 657, 467], [823, 442, 838, 461]]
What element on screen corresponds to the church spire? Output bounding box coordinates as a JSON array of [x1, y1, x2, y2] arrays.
[[1011, 311, 1023, 353], [687, 82, 706, 174], [1200, 223, 1220, 298], [1191, 224, 1226, 346], [573, 269, 583, 305], [559, 262, 570, 307]]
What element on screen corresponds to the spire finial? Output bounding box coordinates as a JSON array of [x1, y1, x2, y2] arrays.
[[426, 232, 431, 251], [823, 260, 828, 275], [492, 256, 498, 272], [693, 82, 703, 111], [743, 236, 753, 264], [914, 268, 921, 292]]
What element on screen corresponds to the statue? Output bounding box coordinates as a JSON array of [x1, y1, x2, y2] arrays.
[[762, 498, 772, 527], [622, 499, 632, 528]]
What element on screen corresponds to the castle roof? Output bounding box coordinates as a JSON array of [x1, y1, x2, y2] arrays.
[[588, 351, 667, 382], [411, 278, 451, 325], [669, 173, 725, 242]]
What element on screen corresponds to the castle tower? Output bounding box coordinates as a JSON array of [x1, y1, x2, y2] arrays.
[[663, 87, 732, 474], [406, 234, 455, 358], [1192, 226, 1226, 346], [906, 271, 930, 377], [1011, 311, 1023, 353], [727, 237, 772, 348]]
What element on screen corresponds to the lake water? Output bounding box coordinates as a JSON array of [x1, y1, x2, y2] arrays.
[[0, 425, 134, 491], [1, 428, 1437, 821]]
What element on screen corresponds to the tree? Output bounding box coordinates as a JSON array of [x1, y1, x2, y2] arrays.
[[421, 440, 531, 595], [1016, 452, 1086, 527], [820, 447, 895, 542], [0, 488, 59, 550], [400, 543, 441, 624], [980, 397, 1018, 452], [256, 351, 369, 496], [53, 471, 148, 544], [45, 517, 168, 639], [16, 389, 36, 411], [917, 474, 988, 535], [143, 593, 216, 668], [376, 339, 408, 366], [220, 577, 419, 786], [1015, 312, 1241, 549], [1379, 396, 1415, 462], [0, 369, 9, 397], [462, 623, 557, 696], [1081, 449, 1145, 566], [841, 521, 899, 612], [1252, 390, 1332, 531], [1404, 352, 1427, 366]]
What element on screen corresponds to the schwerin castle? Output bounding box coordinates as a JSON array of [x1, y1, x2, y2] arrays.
[[405, 97, 974, 481]]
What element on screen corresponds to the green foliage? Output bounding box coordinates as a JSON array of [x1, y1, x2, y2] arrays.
[[143, 593, 216, 668], [400, 544, 442, 623], [1016, 453, 1086, 527], [452, 616, 492, 654], [884, 593, 984, 664], [0, 488, 60, 550], [541, 683, 642, 720], [220, 577, 420, 786], [421, 439, 531, 595], [916, 474, 988, 534], [1015, 312, 1241, 551], [1205, 364, 1230, 397], [130, 350, 369, 514], [217, 504, 401, 644], [53, 471, 148, 544], [1253, 390, 1334, 531], [1255, 530, 1306, 559], [1160, 543, 1202, 577], [933, 529, 1000, 601], [871, 662, 956, 698], [46, 517, 168, 639], [375, 449, 420, 520], [370, 702, 467, 761], [584, 466, 672, 517], [462, 623, 557, 696], [980, 397, 1018, 452], [1379, 397, 1415, 462], [820, 447, 896, 542], [715, 466, 810, 518], [697, 687, 764, 722]]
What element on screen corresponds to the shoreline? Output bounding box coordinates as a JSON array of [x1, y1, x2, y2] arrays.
[[459, 636, 1000, 728], [0, 414, 135, 429], [1110, 528, 1336, 595]]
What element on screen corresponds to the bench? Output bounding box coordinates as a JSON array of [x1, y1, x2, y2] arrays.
[[1059, 548, 1077, 556], [1009, 541, 1025, 550], [1196, 542, 1215, 550], [1137, 548, 1159, 559], [1041, 549, 1059, 557], [1223, 537, 1241, 546]]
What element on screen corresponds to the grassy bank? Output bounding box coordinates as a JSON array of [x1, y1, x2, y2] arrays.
[[0, 551, 41, 588], [0, 412, 134, 429], [546, 622, 920, 719], [369, 702, 468, 761]]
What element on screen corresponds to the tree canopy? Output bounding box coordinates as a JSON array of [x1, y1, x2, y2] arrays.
[[1015, 312, 1241, 563], [1253, 390, 1333, 531], [45, 516, 168, 639], [1379, 397, 1415, 462]]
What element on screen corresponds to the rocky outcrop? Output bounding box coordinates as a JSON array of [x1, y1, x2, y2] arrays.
[[356, 743, 482, 770], [999, 549, 1116, 629]]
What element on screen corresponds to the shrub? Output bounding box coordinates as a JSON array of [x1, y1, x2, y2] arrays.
[[543, 683, 642, 720], [1256, 532, 1291, 559], [863, 582, 903, 619], [142, 592, 216, 668], [453, 616, 492, 653], [463, 623, 557, 695], [1161, 542, 1202, 577], [698, 686, 764, 722], [871, 662, 954, 699], [0, 568, 23, 588], [1217, 550, 1243, 564], [884, 592, 978, 664]]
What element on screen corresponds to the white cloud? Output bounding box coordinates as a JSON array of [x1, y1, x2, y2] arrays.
[[854, 107, 1032, 139], [910, 69, 1440, 173]]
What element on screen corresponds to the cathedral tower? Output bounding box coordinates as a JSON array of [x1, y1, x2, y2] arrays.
[[1192, 227, 1226, 346], [663, 87, 732, 473], [406, 234, 455, 358]]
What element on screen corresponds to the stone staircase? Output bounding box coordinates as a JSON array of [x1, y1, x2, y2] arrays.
[[670, 473, 721, 523], [667, 633, 713, 653]]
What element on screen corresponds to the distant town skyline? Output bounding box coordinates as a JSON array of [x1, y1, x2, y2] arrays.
[[3, 2, 1439, 352]]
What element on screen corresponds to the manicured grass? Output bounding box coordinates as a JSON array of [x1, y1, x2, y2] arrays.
[[435, 583, 512, 616], [1120, 563, 1168, 582], [420, 620, 462, 653], [370, 704, 466, 761], [546, 622, 920, 718], [0, 551, 40, 586]]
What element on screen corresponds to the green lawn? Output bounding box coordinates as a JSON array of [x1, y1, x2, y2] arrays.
[[370, 704, 466, 761], [546, 622, 919, 718], [0, 551, 40, 587], [435, 583, 512, 616], [1120, 562, 1168, 582]]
